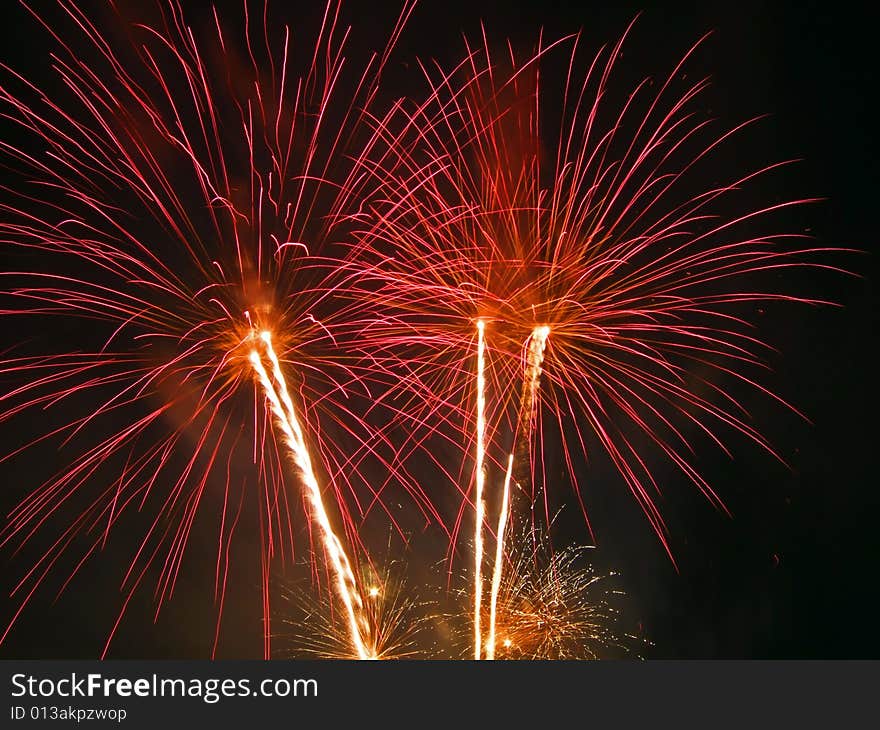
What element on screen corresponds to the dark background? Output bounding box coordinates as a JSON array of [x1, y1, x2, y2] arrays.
[[0, 0, 876, 659]]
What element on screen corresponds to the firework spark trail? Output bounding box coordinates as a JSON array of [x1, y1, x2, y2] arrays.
[[485, 451, 513, 661], [473, 319, 487, 659], [249, 331, 373, 659], [487, 325, 548, 660]]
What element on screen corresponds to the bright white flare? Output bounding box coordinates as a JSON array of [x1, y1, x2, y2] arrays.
[[473, 319, 487, 660]]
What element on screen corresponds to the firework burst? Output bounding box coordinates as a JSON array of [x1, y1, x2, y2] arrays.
[[342, 22, 849, 657], [445, 523, 641, 660], [0, 0, 419, 657], [486, 546, 635, 661], [275, 546, 435, 660]]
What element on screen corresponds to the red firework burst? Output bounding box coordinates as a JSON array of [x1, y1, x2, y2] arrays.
[[342, 22, 851, 564], [0, 0, 420, 657]]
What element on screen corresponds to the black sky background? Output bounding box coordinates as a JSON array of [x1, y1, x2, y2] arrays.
[[0, 0, 876, 659]]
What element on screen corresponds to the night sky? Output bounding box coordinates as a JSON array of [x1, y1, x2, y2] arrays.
[[0, 0, 876, 659]]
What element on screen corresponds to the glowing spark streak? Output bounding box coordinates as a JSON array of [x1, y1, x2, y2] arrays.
[[486, 452, 514, 660], [473, 319, 486, 660], [249, 331, 374, 660], [486, 326, 549, 661]]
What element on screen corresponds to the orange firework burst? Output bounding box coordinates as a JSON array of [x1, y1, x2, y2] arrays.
[[486, 543, 636, 661], [275, 551, 435, 660], [444, 523, 642, 660]]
